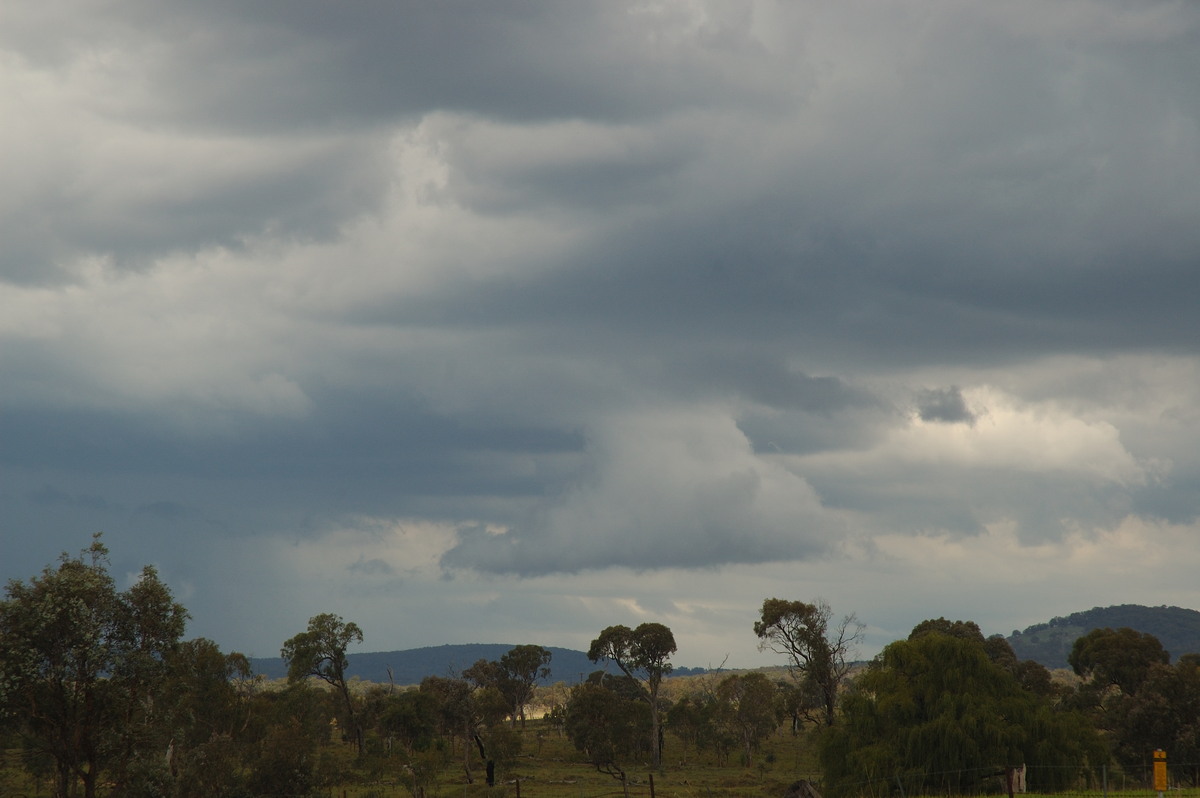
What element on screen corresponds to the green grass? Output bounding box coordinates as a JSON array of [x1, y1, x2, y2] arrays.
[[329, 719, 822, 798]]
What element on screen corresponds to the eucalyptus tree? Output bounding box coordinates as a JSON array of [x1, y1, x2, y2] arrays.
[[714, 672, 779, 767], [565, 677, 652, 794], [463, 644, 552, 728], [282, 612, 365, 754], [588, 622, 676, 768], [161, 638, 253, 798], [754, 597, 863, 726], [1069, 626, 1169, 697], [0, 535, 188, 798], [499, 644, 552, 727]]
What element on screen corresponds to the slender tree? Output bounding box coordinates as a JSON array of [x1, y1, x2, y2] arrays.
[[754, 598, 862, 726], [588, 622, 676, 769], [713, 672, 779, 767], [281, 613, 365, 754], [499, 644, 552, 727]]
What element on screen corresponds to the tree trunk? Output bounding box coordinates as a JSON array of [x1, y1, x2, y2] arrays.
[[55, 760, 71, 798]]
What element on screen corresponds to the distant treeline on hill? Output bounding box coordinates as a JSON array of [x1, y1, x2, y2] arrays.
[[249, 643, 709, 686], [1006, 604, 1200, 669]]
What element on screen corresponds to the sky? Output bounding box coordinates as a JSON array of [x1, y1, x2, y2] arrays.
[[3, 1, 1200, 671]]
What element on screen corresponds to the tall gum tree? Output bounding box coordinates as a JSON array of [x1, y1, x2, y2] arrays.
[[281, 613, 365, 755], [587, 622, 676, 769], [754, 597, 863, 726]]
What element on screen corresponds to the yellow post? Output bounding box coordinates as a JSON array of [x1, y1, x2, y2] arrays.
[[1154, 749, 1168, 794]]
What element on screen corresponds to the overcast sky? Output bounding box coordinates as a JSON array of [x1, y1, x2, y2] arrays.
[[3, 1, 1200, 670]]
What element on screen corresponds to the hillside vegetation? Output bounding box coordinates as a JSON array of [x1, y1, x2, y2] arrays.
[[250, 643, 708, 685], [1007, 604, 1200, 669]]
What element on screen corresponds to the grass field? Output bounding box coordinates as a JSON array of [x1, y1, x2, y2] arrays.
[[0, 715, 821, 798], [326, 715, 824, 798]]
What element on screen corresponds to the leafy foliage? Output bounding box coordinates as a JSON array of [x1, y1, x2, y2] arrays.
[[588, 622, 676, 768], [1009, 604, 1200, 669], [754, 598, 862, 726], [712, 672, 779, 767], [821, 626, 1105, 798], [564, 678, 651, 782], [1069, 626, 1169, 696], [463, 644, 553, 728], [282, 612, 365, 754], [0, 535, 188, 798]]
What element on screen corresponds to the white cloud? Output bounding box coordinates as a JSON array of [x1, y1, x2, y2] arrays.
[[444, 404, 847, 573]]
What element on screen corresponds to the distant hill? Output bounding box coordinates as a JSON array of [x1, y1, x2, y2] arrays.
[[1007, 604, 1200, 669], [250, 643, 707, 686]]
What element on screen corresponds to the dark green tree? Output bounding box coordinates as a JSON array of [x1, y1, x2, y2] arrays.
[[821, 627, 1105, 798], [463, 644, 552, 728], [281, 613, 365, 754], [0, 535, 188, 798], [713, 672, 779, 767], [161, 638, 253, 798], [1112, 659, 1200, 774], [244, 682, 332, 798], [588, 622, 676, 769], [499, 644, 552, 727], [457, 666, 524, 787], [565, 679, 651, 792], [165, 638, 252, 747], [666, 695, 707, 760], [909, 617, 986, 642], [754, 598, 862, 726], [1070, 627, 1169, 697], [382, 689, 441, 754]]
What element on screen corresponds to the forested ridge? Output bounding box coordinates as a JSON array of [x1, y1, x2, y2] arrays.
[[250, 644, 708, 686], [244, 603, 1200, 685], [6, 539, 1200, 798], [1008, 604, 1200, 669]]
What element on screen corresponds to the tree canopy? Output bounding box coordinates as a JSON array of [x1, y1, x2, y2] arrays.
[[0, 535, 188, 798], [1069, 626, 1169, 696], [821, 625, 1105, 798], [282, 612, 365, 754], [754, 597, 862, 726], [588, 622, 676, 769]]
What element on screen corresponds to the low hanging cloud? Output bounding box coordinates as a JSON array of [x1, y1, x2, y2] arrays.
[[442, 406, 846, 575], [916, 386, 976, 425]]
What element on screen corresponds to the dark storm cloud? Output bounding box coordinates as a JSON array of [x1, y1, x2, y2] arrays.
[[916, 387, 975, 425], [27, 485, 116, 512], [0, 394, 582, 505], [6, 1, 1200, 663], [3, 2, 785, 132], [348, 556, 396, 577]]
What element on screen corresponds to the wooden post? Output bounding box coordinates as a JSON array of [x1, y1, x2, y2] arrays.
[[649, 772, 656, 797]]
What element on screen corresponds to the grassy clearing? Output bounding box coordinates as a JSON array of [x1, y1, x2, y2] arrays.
[[332, 716, 822, 798]]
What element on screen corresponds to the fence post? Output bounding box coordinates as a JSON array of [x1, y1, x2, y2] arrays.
[[1102, 764, 1108, 798]]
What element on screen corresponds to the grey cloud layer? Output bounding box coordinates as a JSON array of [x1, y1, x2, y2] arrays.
[[3, 2, 1200, 655]]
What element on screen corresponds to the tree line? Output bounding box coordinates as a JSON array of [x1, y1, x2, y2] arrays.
[[2, 537, 1197, 797]]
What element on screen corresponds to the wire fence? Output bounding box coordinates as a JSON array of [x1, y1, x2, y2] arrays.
[[828, 764, 1200, 798]]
